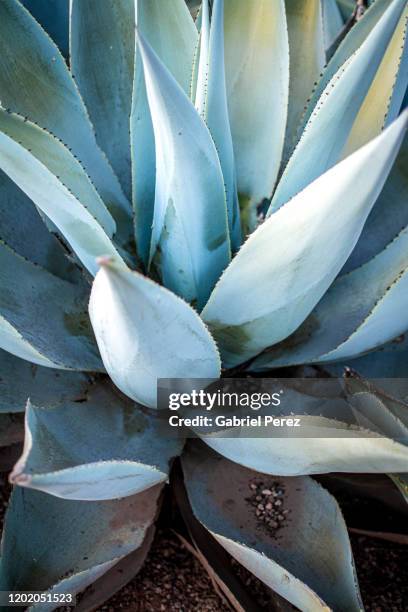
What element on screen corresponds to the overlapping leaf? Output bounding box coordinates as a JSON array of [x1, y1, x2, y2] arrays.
[[252, 221, 408, 370], [283, 0, 325, 162], [0, 242, 102, 370], [182, 443, 362, 611], [201, 382, 408, 475], [89, 259, 221, 408], [10, 382, 183, 500], [0, 170, 80, 282], [70, 0, 135, 201], [0, 0, 131, 235], [224, 0, 289, 230], [0, 110, 123, 276], [0, 484, 161, 604], [322, 0, 344, 51], [270, 0, 407, 213], [195, 0, 241, 250], [0, 349, 91, 413], [341, 3, 408, 157], [131, 0, 198, 264], [21, 0, 69, 57], [137, 32, 230, 307], [202, 114, 407, 368]]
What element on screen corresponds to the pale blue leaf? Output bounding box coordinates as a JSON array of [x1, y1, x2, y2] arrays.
[[343, 134, 408, 272], [323, 334, 408, 379], [0, 242, 102, 371], [202, 114, 407, 368], [70, 0, 134, 200], [137, 32, 230, 307], [283, 0, 325, 163], [0, 349, 91, 413], [10, 382, 183, 500], [0, 0, 131, 239], [224, 0, 289, 231], [336, 0, 357, 21], [252, 221, 408, 370], [322, 0, 344, 50], [270, 0, 407, 213], [182, 442, 363, 611], [0, 485, 161, 606], [131, 0, 198, 265], [21, 0, 69, 57], [298, 0, 398, 148], [198, 379, 408, 476], [341, 3, 408, 157], [0, 112, 124, 276], [195, 0, 241, 250], [89, 259, 221, 408]]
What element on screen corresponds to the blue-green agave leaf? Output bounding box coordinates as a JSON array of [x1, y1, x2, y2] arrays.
[[301, 0, 392, 136], [323, 334, 408, 379], [0, 0, 132, 238], [131, 0, 198, 265], [10, 382, 183, 500], [195, 0, 241, 250], [341, 3, 408, 157], [0, 170, 80, 282], [224, 0, 289, 230], [89, 259, 221, 408], [0, 484, 161, 607], [21, 0, 69, 57], [322, 0, 344, 50], [182, 443, 362, 611], [137, 32, 230, 307], [270, 0, 407, 212], [0, 242, 102, 371], [0, 349, 91, 413], [201, 380, 408, 475], [194, 0, 210, 116], [344, 134, 408, 272], [283, 0, 325, 162], [202, 113, 407, 368], [70, 0, 134, 201], [0, 114, 123, 276], [252, 221, 408, 370], [344, 374, 408, 438]]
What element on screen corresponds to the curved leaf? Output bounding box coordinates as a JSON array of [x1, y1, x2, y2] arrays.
[[300, 0, 394, 140], [196, 0, 241, 250], [343, 133, 408, 272], [182, 442, 362, 611], [201, 381, 408, 475], [89, 259, 221, 408], [0, 170, 80, 282], [70, 0, 134, 200], [0, 113, 123, 276], [10, 382, 183, 500], [252, 222, 408, 369], [323, 334, 408, 379], [202, 113, 407, 368], [0, 0, 131, 236], [137, 32, 230, 308], [21, 0, 69, 57], [283, 0, 325, 162], [224, 0, 289, 230], [341, 3, 408, 157], [0, 242, 102, 371], [270, 0, 407, 213], [0, 349, 91, 413], [0, 485, 161, 603], [131, 0, 198, 264]]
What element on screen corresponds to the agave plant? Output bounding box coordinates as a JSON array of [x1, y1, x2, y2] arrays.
[[0, 0, 407, 609]]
